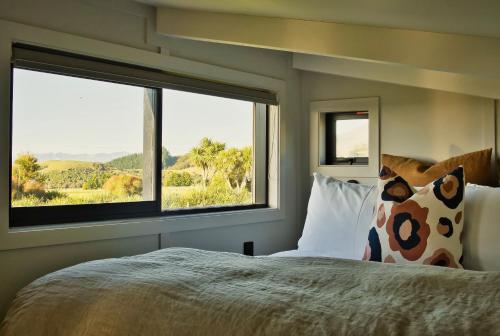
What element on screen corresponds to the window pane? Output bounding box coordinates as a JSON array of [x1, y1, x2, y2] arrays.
[[11, 68, 155, 207], [335, 118, 369, 158], [162, 89, 254, 210]]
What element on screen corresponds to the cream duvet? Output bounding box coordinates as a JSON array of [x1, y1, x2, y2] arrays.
[[1, 248, 499, 336]]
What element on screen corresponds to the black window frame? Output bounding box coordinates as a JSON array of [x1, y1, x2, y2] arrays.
[[9, 44, 273, 228], [325, 111, 369, 166]]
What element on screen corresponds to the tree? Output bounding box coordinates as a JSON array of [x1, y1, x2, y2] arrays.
[[215, 147, 252, 192], [13, 153, 43, 184], [12, 153, 46, 198], [189, 138, 225, 187]]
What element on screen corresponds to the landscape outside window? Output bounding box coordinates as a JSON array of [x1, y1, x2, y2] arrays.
[[11, 69, 254, 209], [161, 89, 253, 210]]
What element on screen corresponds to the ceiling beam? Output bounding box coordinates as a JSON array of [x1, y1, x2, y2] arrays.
[[156, 7, 500, 98], [293, 54, 500, 99], [157, 7, 500, 80]]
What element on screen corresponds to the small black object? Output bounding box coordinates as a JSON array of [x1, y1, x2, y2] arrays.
[[243, 241, 254, 256], [347, 179, 360, 184]]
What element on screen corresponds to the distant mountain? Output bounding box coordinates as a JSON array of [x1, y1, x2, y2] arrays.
[[34, 152, 129, 163]]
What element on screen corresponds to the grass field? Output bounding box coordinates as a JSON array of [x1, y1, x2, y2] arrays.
[[40, 160, 97, 172], [60, 186, 197, 203], [13, 158, 252, 209], [13, 184, 252, 209]]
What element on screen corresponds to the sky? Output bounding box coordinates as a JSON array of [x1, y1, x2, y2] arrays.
[[335, 119, 369, 157], [162, 88, 253, 156], [12, 69, 253, 160]]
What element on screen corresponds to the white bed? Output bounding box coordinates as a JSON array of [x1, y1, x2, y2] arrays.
[[1, 174, 499, 336]]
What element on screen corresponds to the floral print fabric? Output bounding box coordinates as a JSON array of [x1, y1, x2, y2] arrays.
[[363, 166, 464, 268]]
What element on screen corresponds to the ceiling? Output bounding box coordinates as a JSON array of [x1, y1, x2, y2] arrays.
[[139, 0, 500, 39]]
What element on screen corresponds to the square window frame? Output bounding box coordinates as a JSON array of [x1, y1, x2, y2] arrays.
[[310, 97, 380, 179]]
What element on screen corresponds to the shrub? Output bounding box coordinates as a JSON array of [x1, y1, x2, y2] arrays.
[[208, 173, 230, 190], [45, 168, 112, 189], [103, 175, 142, 198], [82, 172, 111, 190], [22, 179, 46, 197], [11, 175, 52, 200], [163, 171, 193, 187]]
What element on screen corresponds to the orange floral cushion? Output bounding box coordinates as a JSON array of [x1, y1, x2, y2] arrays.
[[363, 165, 465, 268]]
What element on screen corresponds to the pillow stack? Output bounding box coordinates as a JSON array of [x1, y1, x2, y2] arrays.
[[363, 165, 465, 268]]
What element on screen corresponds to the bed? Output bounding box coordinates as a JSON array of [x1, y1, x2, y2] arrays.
[[1, 247, 499, 336], [3, 162, 500, 336]]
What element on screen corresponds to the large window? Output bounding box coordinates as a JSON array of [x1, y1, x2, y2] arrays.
[[10, 44, 274, 227]]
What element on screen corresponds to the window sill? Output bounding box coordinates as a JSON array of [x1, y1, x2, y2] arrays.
[[0, 206, 284, 251]]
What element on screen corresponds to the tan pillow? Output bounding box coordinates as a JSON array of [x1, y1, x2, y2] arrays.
[[381, 148, 492, 186]]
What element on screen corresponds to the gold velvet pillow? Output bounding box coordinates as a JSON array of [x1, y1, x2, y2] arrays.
[[381, 148, 492, 186]]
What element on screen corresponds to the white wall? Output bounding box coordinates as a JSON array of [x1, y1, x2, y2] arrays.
[[299, 70, 497, 197], [0, 0, 302, 319]]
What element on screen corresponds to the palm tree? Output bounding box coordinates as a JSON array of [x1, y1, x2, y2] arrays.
[[189, 138, 225, 187]]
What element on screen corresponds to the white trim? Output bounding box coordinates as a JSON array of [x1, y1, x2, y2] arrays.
[[310, 97, 380, 178], [3, 207, 283, 251], [0, 19, 286, 251]]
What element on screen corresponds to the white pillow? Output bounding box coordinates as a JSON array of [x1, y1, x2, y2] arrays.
[[298, 173, 376, 260], [463, 184, 500, 271]]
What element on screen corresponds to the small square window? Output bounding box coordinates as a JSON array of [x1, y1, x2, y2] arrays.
[[325, 112, 369, 165]]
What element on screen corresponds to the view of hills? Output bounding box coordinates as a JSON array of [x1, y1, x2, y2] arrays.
[[32, 152, 129, 163], [12, 138, 253, 209], [32, 151, 180, 170]]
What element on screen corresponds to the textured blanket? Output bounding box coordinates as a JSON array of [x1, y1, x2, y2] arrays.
[[1, 248, 499, 336]]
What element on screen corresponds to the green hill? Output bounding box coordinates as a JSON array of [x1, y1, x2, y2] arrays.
[[169, 154, 192, 170], [107, 153, 143, 170], [107, 148, 178, 170]]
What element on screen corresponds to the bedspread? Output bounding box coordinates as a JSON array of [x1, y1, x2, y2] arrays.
[[1, 248, 499, 336]]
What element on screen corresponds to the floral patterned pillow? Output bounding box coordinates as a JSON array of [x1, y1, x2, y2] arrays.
[[363, 165, 464, 268]]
